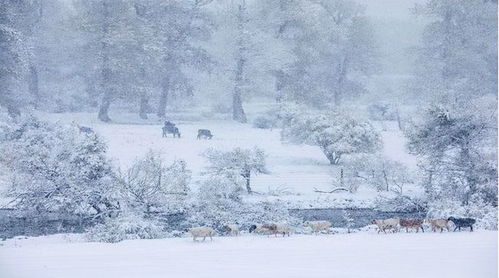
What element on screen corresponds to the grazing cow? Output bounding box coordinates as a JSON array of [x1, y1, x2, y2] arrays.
[[427, 219, 449, 232], [189, 226, 215, 241], [399, 219, 424, 233], [162, 121, 181, 138], [222, 224, 240, 236], [249, 223, 291, 237], [305, 221, 332, 235], [273, 224, 291, 237], [73, 122, 94, 134], [448, 217, 476, 232], [371, 218, 400, 233], [249, 223, 276, 235], [197, 129, 213, 140]]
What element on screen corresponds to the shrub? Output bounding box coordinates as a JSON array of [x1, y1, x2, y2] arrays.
[[86, 212, 166, 243], [116, 151, 191, 215], [281, 112, 382, 165], [0, 116, 117, 217]]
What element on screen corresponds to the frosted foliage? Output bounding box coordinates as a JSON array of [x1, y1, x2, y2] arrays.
[[116, 152, 191, 215], [282, 111, 382, 164], [0, 116, 116, 216], [86, 211, 166, 243]]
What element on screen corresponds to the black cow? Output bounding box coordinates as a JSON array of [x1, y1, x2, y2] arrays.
[[447, 217, 476, 232], [162, 121, 180, 138], [197, 129, 213, 140], [76, 124, 93, 134]]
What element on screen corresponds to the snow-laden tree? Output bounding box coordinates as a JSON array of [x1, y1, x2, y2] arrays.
[[116, 151, 191, 215], [406, 106, 497, 206], [282, 111, 382, 165], [278, 0, 379, 108], [204, 0, 293, 123], [75, 0, 138, 122], [0, 116, 117, 218], [343, 154, 413, 194], [411, 0, 497, 107], [0, 0, 37, 117], [146, 0, 213, 119], [189, 175, 295, 230], [202, 147, 267, 194]]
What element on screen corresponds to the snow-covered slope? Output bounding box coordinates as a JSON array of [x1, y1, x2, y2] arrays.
[[37, 112, 419, 208], [0, 231, 496, 278]]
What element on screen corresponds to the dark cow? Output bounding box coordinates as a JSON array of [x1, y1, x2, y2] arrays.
[[162, 121, 180, 138], [400, 219, 424, 233], [448, 217, 476, 232], [197, 129, 213, 140], [75, 123, 93, 134]]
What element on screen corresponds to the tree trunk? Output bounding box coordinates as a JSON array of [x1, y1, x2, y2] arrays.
[[232, 87, 246, 123], [274, 69, 285, 103], [29, 65, 40, 107], [233, 3, 247, 123], [243, 168, 252, 194], [340, 168, 344, 188], [325, 151, 341, 165], [382, 170, 389, 191], [396, 107, 403, 130], [333, 57, 348, 108], [98, 0, 112, 123], [98, 96, 111, 122], [139, 96, 149, 119], [157, 83, 169, 119]]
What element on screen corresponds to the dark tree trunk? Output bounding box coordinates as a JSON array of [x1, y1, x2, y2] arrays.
[[98, 0, 112, 123], [333, 57, 348, 108], [382, 170, 389, 191], [324, 150, 341, 165], [157, 83, 169, 119], [139, 96, 149, 119], [98, 96, 112, 122], [396, 107, 403, 130], [340, 168, 344, 188], [233, 3, 247, 123], [232, 88, 246, 123], [274, 69, 285, 104], [242, 168, 252, 194], [29, 65, 39, 107]]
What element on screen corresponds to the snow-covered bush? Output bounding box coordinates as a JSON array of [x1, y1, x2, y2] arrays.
[[426, 198, 497, 230], [374, 195, 427, 213], [343, 154, 414, 194], [282, 112, 382, 164], [202, 147, 267, 194], [86, 212, 166, 243], [407, 105, 497, 206], [188, 175, 296, 231], [0, 116, 117, 218], [116, 151, 191, 216]]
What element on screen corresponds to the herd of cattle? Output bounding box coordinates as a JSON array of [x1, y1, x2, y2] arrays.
[[162, 120, 213, 140], [188, 217, 477, 241]]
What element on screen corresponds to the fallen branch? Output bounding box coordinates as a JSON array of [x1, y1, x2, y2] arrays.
[[313, 187, 349, 194]]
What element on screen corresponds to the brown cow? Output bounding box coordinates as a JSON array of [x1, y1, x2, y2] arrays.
[[400, 219, 424, 233]]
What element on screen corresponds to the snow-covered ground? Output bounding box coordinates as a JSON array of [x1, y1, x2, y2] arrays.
[[0, 231, 496, 278], [31, 112, 422, 208]]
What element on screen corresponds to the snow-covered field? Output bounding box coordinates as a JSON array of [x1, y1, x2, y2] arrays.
[[1, 231, 496, 278], [34, 112, 421, 208]]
